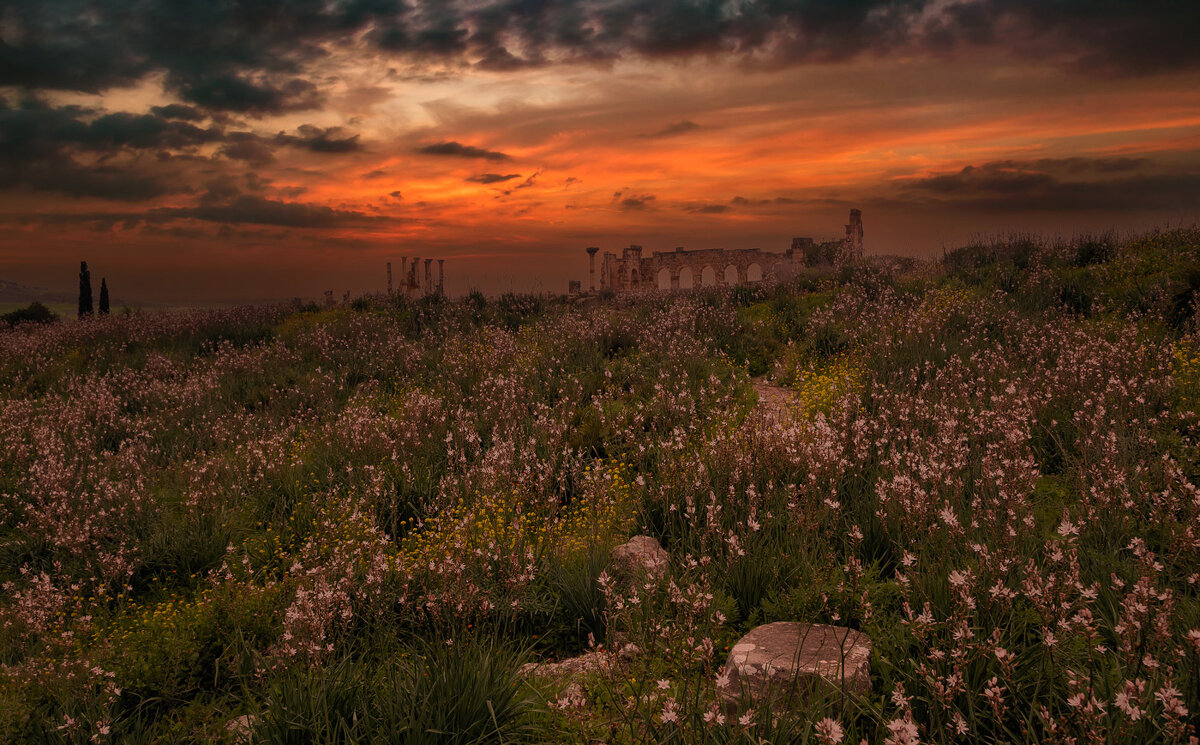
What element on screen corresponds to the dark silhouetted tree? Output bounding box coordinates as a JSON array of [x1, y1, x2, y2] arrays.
[[99, 278, 110, 315], [2, 301, 57, 327], [78, 261, 93, 317]]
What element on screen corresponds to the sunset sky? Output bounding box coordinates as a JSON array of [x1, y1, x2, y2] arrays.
[[2, 1, 1199, 302]]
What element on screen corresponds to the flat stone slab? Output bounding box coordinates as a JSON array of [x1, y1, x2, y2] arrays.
[[717, 622, 871, 708]]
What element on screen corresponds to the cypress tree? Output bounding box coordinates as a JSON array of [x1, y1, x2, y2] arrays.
[[78, 261, 93, 318], [99, 278, 110, 315]]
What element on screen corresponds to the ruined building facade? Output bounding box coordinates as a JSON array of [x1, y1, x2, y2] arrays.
[[583, 209, 863, 294]]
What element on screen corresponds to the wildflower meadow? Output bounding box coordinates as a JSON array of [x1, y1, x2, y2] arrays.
[[1, 229, 1198, 744]]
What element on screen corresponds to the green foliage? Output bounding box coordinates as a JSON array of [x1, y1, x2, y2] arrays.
[[1, 302, 57, 328], [541, 546, 608, 652], [1073, 233, 1116, 267], [1056, 271, 1094, 316], [257, 634, 539, 745], [6, 228, 1200, 744], [98, 583, 285, 700], [494, 292, 543, 331], [1167, 268, 1200, 329]]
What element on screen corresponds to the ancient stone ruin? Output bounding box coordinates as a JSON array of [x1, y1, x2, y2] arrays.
[[584, 209, 863, 294], [387, 256, 447, 297]]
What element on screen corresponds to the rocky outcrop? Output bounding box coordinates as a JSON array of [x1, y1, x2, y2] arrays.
[[607, 535, 669, 584], [226, 714, 257, 743], [520, 649, 614, 681], [717, 622, 871, 709]]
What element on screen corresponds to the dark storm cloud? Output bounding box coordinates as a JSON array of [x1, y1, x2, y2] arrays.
[[149, 104, 207, 122], [219, 137, 277, 166], [643, 121, 701, 138], [494, 171, 540, 197], [0, 100, 223, 156], [513, 171, 539, 190], [2, 1, 1195, 120], [899, 157, 1200, 212], [274, 125, 363, 153], [1, 1, 339, 112], [616, 193, 656, 211], [177, 75, 322, 115], [3, 162, 180, 201], [0, 98, 214, 200], [154, 195, 378, 228], [923, 1, 1200, 76], [0, 97, 365, 200], [417, 141, 511, 160], [468, 173, 522, 184], [731, 196, 807, 207]]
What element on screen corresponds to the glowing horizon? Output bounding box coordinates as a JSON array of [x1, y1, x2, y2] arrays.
[[2, 1, 1198, 302]]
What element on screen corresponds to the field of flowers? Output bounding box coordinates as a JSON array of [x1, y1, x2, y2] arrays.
[[1, 229, 1198, 744]]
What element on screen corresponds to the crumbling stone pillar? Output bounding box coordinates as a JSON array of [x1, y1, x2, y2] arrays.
[[437, 259, 445, 295], [424, 259, 432, 295], [586, 247, 599, 291], [842, 209, 864, 264]]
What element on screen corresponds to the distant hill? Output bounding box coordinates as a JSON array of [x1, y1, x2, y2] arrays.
[[0, 279, 76, 305]]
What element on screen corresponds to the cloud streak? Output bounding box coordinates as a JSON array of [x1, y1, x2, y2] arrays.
[[897, 157, 1200, 212], [467, 173, 522, 184], [153, 195, 380, 228], [417, 141, 511, 160]]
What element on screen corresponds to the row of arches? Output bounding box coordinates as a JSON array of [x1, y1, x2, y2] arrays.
[[654, 263, 764, 290]]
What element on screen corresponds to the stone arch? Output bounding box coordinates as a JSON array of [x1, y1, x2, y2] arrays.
[[700, 266, 717, 287], [747, 263, 763, 282], [723, 264, 740, 285], [657, 267, 672, 290], [630, 269, 639, 287], [678, 266, 695, 289]]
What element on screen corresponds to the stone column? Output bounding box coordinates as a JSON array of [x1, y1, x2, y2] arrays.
[[437, 259, 445, 295], [843, 209, 864, 263], [411, 257, 420, 293], [424, 259, 432, 295], [586, 247, 599, 291], [387, 262, 392, 294]]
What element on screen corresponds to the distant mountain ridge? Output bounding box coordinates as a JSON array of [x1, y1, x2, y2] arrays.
[[0, 279, 75, 304]]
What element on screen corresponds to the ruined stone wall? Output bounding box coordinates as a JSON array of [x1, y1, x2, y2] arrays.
[[591, 209, 862, 294]]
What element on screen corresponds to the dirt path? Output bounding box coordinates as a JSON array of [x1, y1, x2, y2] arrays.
[[752, 378, 799, 420]]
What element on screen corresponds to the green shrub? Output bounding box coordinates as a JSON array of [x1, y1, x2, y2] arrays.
[[1, 302, 57, 328], [541, 547, 608, 652], [1167, 269, 1200, 329], [1057, 273, 1094, 316], [1073, 233, 1116, 267]]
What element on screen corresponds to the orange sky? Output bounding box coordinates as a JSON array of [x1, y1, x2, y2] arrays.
[[2, 2, 1199, 302]]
